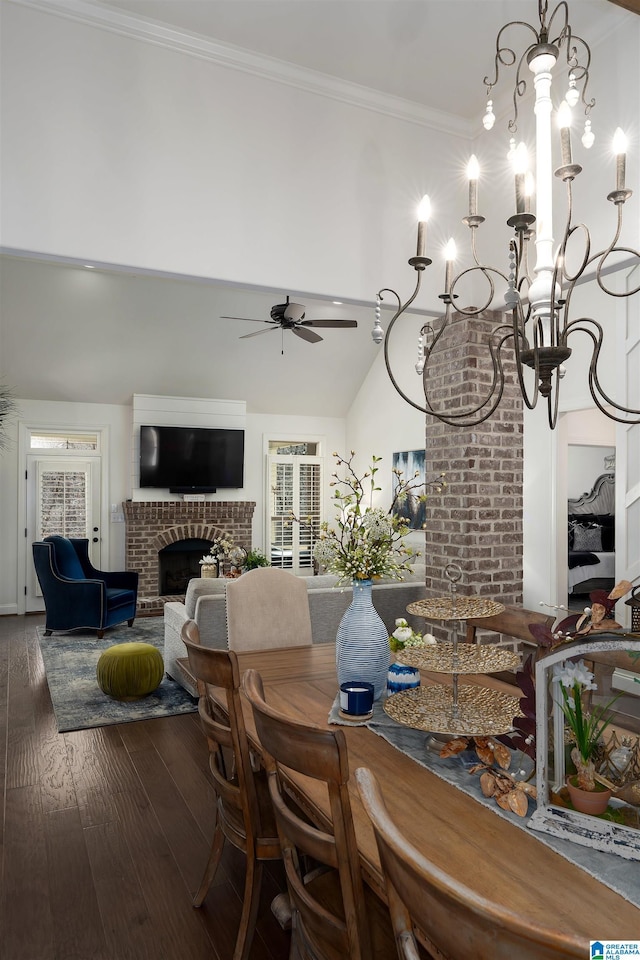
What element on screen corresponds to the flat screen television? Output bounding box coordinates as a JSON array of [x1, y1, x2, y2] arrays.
[[139, 424, 244, 492]]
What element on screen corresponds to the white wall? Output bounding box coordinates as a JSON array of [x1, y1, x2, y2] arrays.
[[346, 310, 427, 555], [1, 1, 464, 307], [568, 445, 615, 500]]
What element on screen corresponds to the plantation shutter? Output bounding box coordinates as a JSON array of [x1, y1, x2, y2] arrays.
[[268, 455, 322, 574]]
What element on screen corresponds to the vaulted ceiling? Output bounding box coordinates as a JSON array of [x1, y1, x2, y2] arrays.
[[2, 0, 636, 415]]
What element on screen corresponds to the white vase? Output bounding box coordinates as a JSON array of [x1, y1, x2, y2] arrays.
[[336, 579, 390, 701]]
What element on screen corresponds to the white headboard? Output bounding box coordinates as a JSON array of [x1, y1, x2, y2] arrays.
[[568, 472, 615, 516]]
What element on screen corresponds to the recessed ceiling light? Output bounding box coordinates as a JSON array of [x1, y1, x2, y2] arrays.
[[83, 264, 95, 269], [332, 300, 343, 305]]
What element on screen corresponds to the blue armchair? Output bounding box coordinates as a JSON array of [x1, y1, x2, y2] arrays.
[[32, 536, 139, 638]]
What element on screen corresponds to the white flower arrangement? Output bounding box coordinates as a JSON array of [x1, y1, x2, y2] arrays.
[[200, 535, 234, 565], [552, 658, 619, 791], [389, 617, 436, 653], [306, 452, 444, 585]]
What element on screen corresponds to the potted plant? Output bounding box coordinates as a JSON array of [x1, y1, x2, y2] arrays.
[[244, 549, 269, 570], [552, 658, 619, 814]]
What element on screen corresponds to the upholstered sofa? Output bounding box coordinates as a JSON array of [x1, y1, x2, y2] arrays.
[[163, 567, 427, 695]]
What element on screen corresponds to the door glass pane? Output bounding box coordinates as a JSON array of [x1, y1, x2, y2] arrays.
[[31, 432, 98, 450], [39, 470, 88, 539]]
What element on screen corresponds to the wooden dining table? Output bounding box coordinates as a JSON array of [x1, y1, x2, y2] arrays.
[[209, 642, 640, 947]]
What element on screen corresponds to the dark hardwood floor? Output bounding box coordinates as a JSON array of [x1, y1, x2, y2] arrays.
[[0, 614, 291, 960]]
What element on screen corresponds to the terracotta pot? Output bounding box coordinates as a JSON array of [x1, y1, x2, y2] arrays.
[[565, 776, 612, 815]]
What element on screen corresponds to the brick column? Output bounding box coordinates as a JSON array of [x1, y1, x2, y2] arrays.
[[422, 309, 524, 637]]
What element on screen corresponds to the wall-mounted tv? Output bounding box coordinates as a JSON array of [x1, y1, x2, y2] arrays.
[[139, 425, 244, 492]]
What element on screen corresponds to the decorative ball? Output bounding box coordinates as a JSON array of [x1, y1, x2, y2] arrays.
[[97, 642, 164, 701]]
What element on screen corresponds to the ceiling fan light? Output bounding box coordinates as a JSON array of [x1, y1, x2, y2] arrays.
[[282, 301, 306, 322]]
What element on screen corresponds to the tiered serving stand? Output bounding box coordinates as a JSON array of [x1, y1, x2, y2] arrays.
[[383, 565, 521, 737]]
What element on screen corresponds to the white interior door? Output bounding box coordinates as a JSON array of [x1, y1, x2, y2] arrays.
[[26, 456, 102, 611]]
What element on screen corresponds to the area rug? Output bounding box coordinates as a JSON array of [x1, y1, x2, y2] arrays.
[[37, 619, 197, 733]]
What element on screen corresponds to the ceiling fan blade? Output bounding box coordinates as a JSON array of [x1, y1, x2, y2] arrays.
[[293, 326, 323, 344], [239, 326, 279, 339], [300, 319, 358, 329], [221, 315, 272, 323], [283, 302, 306, 322]]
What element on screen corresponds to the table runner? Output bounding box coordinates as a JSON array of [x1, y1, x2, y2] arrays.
[[362, 699, 640, 910]]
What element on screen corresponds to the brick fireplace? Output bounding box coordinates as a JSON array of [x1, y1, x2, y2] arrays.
[[123, 500, 255, 609]]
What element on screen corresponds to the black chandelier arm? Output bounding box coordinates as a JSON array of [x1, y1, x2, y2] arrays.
[[595, 246, 640, 298], [560, 236, 640, 302], [545, 0, 569, 37], [564, 318, 640, 422], [484, 2, 595, 134], [557, 221, 591, 287], [545, 2, 595, 115], [377, 287, 402, 312], [561, 38, 594, 115], [381, 284, 520, 426], [380, 275, 434, 416], [511, 48, 536, 134], [484, 21, 538, 93], [420, 327, 518, 427], [509, 305, 544, 411], [421, 314, 509, 421], [448, 264, 509, 318]]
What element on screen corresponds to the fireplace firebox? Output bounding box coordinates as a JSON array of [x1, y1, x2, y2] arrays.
[[158, 537, 214, 595]]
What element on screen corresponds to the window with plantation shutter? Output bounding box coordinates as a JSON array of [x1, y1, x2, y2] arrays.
[[268, 452, 322, 574]]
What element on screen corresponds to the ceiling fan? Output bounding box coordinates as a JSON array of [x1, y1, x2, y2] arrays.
[[221, 295, 358, 345]]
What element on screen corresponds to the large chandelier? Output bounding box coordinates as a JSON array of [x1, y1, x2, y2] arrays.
[[373, 0, 639, 429]]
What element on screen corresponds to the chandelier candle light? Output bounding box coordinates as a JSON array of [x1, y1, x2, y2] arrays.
[[374, 0, 639, 428]]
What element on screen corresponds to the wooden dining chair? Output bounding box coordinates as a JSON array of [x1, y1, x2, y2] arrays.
[[181, 620, 282, 960], [226, 567, 313, 651], [242, 668, 400, 960], [355, 767, 588, 960]]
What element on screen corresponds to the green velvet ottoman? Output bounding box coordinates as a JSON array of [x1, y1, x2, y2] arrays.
[[97, 641, 164, 701]]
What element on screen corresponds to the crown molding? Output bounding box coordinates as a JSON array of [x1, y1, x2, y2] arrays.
[[9, 0, 473, 139]]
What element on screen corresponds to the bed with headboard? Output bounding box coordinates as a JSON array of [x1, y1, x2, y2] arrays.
[[568, 472, 615, 595]]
